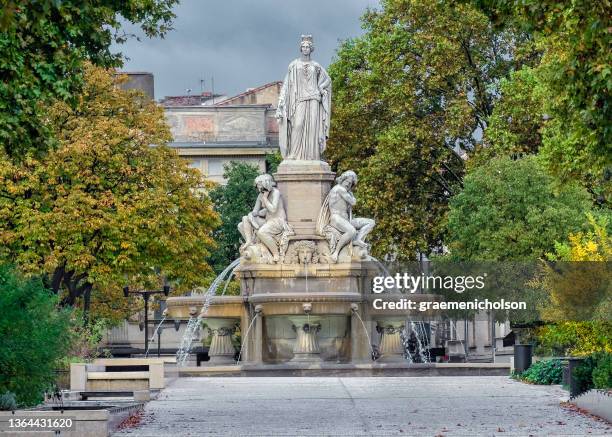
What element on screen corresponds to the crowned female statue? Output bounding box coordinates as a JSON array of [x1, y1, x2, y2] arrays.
[[276, 35, 332, 161]]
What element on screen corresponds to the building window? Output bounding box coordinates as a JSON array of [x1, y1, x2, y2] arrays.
[[188, 158, 208, 175]]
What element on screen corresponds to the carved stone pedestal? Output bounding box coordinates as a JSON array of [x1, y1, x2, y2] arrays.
[[288, 315, 322, 362], [377, 319, 406, 362], [275, 160, 335, 236], [204, 318, 238, 365]]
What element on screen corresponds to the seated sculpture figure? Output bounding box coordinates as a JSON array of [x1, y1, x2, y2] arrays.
[[317, 170, 375, 262], [238, 173, 293, 263]]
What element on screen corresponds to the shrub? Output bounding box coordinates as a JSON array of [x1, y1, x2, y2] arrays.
[[521, 359, 563, 385], [0, 392, 17, 411], [536, 322, 612, 357], [0, 265, 74, 406], [573, 351, 612, 394], [60, 317, 112, 367], [592, 353, 612, 389]]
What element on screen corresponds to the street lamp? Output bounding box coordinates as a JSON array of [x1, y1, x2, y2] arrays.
[[123, 283, 171, 355]]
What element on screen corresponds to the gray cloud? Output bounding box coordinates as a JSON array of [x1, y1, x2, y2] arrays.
[[115, 0, 379, 99]]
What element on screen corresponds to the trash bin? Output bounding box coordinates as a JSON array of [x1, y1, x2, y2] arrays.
[[567, 357, 585, 398], [514, 344, 533, 372]]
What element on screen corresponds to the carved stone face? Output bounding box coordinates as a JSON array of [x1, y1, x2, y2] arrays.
[[297, 247, 313, 264], [341, 177, 355, 191], [300, 42, 313, 56], [254, 174, 274, 193]]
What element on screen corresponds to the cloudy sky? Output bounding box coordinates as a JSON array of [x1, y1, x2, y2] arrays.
[[115, 0, 379, 100]]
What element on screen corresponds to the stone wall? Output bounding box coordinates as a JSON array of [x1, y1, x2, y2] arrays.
[[165, 106, 269, 143]]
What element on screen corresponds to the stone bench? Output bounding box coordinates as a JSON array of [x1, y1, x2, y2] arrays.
[[70, 358, 170, 392]]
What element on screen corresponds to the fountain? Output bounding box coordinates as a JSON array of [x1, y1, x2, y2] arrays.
[[145, 310, 168, 358], [166, 34, 441, 373]]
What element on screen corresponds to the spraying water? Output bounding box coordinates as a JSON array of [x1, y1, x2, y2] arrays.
[[399, 328, 414, 363], [235, 311, 260, 363], [145, 314, 167, 357], [449, 319, 459, 340], [400, 320, 431, 363], [351, 308, 376, 360], [175, 258, 241, 366], [175, 316, 202, 366], [193, 258, 241, 297], [370, 257, 391, 278], [412, 321, 431, 363], [305, 259, 309, 293]]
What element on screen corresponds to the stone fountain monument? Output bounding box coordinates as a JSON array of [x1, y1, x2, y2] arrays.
[[166, 35, 426, 369]]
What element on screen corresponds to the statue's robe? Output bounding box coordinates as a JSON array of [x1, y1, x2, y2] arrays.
[[277, 59, 331, 161]]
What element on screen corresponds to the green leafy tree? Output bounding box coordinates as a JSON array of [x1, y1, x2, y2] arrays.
[[471, 0, 611, 202], [208, 162, 260, 274], [592, 353, 612, 389], [472, 0, 610, 146], [0, 0, 177, 158], [327, 0, 530, 260], [447, 156, 593, 261], [0, 65, 220, 322], [265, 151, 282, 174], [0, 264, 73, 407], [474, 67, 545, 166], [444, 157, 596, 326]]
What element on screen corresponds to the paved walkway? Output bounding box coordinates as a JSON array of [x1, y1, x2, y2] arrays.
[[114, 376, 610, 436]]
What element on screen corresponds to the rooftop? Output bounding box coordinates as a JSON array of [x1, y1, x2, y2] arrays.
[[160, 92, 227, 106], [216, 81, 282, 106]]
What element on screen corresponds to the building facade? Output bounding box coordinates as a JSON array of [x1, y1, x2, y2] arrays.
[[163, 81, 282, 184]]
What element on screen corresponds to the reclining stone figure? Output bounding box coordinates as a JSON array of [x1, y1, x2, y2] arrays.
[[317, 170, 375, 262]]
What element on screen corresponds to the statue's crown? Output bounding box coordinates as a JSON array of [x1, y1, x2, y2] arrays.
[[301, 34, 313, 45]]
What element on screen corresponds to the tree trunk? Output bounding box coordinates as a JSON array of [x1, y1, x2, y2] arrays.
[[51, 265, 65, 295], [82, 283, 93, 326]]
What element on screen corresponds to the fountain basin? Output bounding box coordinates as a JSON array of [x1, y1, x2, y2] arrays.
[[375, 317, 406, 362], [287, 315, 322, 362], [166, 295, 245, 319], [248, 292, 360, 316], [262, 314, 351, 364], [202, 317, 240, 365], [178, 361, 511, 377]]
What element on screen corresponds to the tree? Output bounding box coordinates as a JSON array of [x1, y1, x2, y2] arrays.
[[0, 264, 73, 407], [473, 66, 545, 166], [523, 217, 611, 356], [208, 162, 260, 274], [0, 0, 177, 159], [327, 0, 531, 260], [0, 64, 219, 321], [446, 156, 593, 261], [471, 0, 612, 203]]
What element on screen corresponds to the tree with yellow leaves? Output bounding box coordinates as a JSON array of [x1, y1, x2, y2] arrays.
[[0, 64, 220, 323], [535, 215, 611, 356], [541, 215, 611, 322]]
